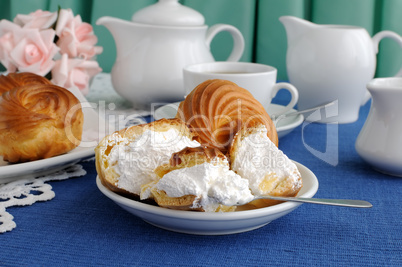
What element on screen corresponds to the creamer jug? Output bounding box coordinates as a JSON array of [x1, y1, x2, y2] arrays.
[[356, 77, 402, 176]]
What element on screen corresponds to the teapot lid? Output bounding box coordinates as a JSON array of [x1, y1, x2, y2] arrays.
[[131, 0, 205, 26]]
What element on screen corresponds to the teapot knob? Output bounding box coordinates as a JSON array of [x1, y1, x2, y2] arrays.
[[131, 0, 205, 26]]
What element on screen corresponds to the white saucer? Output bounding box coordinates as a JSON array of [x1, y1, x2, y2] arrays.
[[96, 161, 318, 235], [153, 102, 304, 138]]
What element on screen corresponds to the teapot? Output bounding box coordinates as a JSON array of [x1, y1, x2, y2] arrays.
[[280, 16, 402, 123], [355, 77, 402, 177], [97, 0, 245, 106]]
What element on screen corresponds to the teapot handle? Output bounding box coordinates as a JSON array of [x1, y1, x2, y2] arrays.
[[205, 24, 245, 62], [361, 30, 402, 105]]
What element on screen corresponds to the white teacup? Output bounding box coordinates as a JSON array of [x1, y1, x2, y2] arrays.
[[183, 62, 299, 116]]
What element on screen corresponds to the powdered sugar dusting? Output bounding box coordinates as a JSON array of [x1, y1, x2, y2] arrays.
[[154, 158, 254, 212], [105, 128, 200, 195], [232, 125, 301, 196]]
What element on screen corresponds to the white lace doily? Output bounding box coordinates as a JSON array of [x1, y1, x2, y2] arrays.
[[0, 163, 87, 233]]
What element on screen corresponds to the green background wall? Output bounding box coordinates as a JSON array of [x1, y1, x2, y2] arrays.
[[0, 0, 401, 80]]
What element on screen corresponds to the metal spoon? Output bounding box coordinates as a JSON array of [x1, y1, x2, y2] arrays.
[[240, 195, 372, 208], [272, 100, 337, 123]]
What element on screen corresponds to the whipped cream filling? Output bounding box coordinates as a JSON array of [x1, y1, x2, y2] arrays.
[[106, 128, 200, 195], [231, 125, 301, 196], [154, 158, 254, 212]]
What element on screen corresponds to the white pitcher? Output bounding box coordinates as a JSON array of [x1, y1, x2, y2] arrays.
[[280, 16, 402, 123], [355, 77, 402, 177]]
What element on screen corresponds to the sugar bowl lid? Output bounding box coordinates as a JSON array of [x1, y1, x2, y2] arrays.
[[131, 0, 205, 26]]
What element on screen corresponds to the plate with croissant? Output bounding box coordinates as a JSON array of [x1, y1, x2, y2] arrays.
[[0, 73, 104, 183], [95, 80, 319, 235]]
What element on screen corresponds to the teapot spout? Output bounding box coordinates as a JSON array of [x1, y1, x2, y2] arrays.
[[279, 16, 318, 44], [96, 16, 139, 59]]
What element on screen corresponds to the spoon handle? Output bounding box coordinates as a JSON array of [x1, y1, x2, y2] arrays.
[[273, 100, 336, 122], [257, 196, 373, 208], [286, 101, 335, 116]]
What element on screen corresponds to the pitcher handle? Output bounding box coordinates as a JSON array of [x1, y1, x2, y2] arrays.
[[372, 30, 402, 77], [206, 24, 245, 62], [362, 30, 402, 105]]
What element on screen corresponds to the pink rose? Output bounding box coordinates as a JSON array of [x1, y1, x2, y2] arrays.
[[56, 9, 102, 60], [8, 28, 59, 76], [0, 20, 20, 72], [0, 19, 59, 75], [13, 10, 57, 30], [51, 53, 102, 95], [54, 9, 74, 35]]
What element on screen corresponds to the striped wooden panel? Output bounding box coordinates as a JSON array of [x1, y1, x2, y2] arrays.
[[0, 0, 400, 78]]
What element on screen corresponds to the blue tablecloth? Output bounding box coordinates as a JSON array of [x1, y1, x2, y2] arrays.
[[1, 93, 401, 266]]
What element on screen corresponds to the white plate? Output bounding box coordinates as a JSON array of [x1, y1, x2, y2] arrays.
[[96, 161, 318, 235], [153, 102, 304, 138], [0, 87, 107, 184]]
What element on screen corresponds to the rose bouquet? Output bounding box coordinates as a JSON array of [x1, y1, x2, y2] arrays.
[[0, 9, 103, 95]]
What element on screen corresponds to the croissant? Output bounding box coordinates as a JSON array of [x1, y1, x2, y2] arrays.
[[176, 79, 278, 153], [0, 72, 52, 94], [0, 82, 84, 163]]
